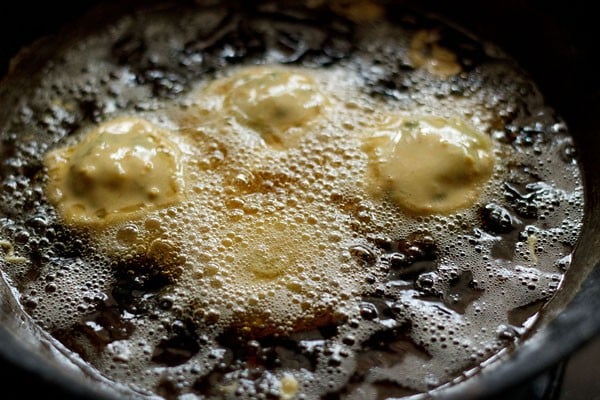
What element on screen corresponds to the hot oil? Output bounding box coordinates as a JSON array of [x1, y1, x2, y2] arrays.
[[0, 1, 584, 399]]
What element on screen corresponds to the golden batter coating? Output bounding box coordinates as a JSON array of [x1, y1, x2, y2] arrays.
[[45, 117, 184, 227], [362, 115, 494, 214], [199, 66, 329, 149]]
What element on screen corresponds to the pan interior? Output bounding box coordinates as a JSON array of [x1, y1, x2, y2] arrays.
[[3, 1, 596, 397]]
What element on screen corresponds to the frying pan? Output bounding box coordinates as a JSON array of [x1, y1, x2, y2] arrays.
[[0, 1, 599, 399]]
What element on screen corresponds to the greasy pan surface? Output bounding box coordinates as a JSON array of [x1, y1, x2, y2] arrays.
[[0, 0, 599, 399]]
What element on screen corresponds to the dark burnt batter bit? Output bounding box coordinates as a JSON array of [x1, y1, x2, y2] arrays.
[[480, 202, 519, 234], [152, 319, 201, 366], [111, 254, 177, 316], [368, 234, 439, 284]]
